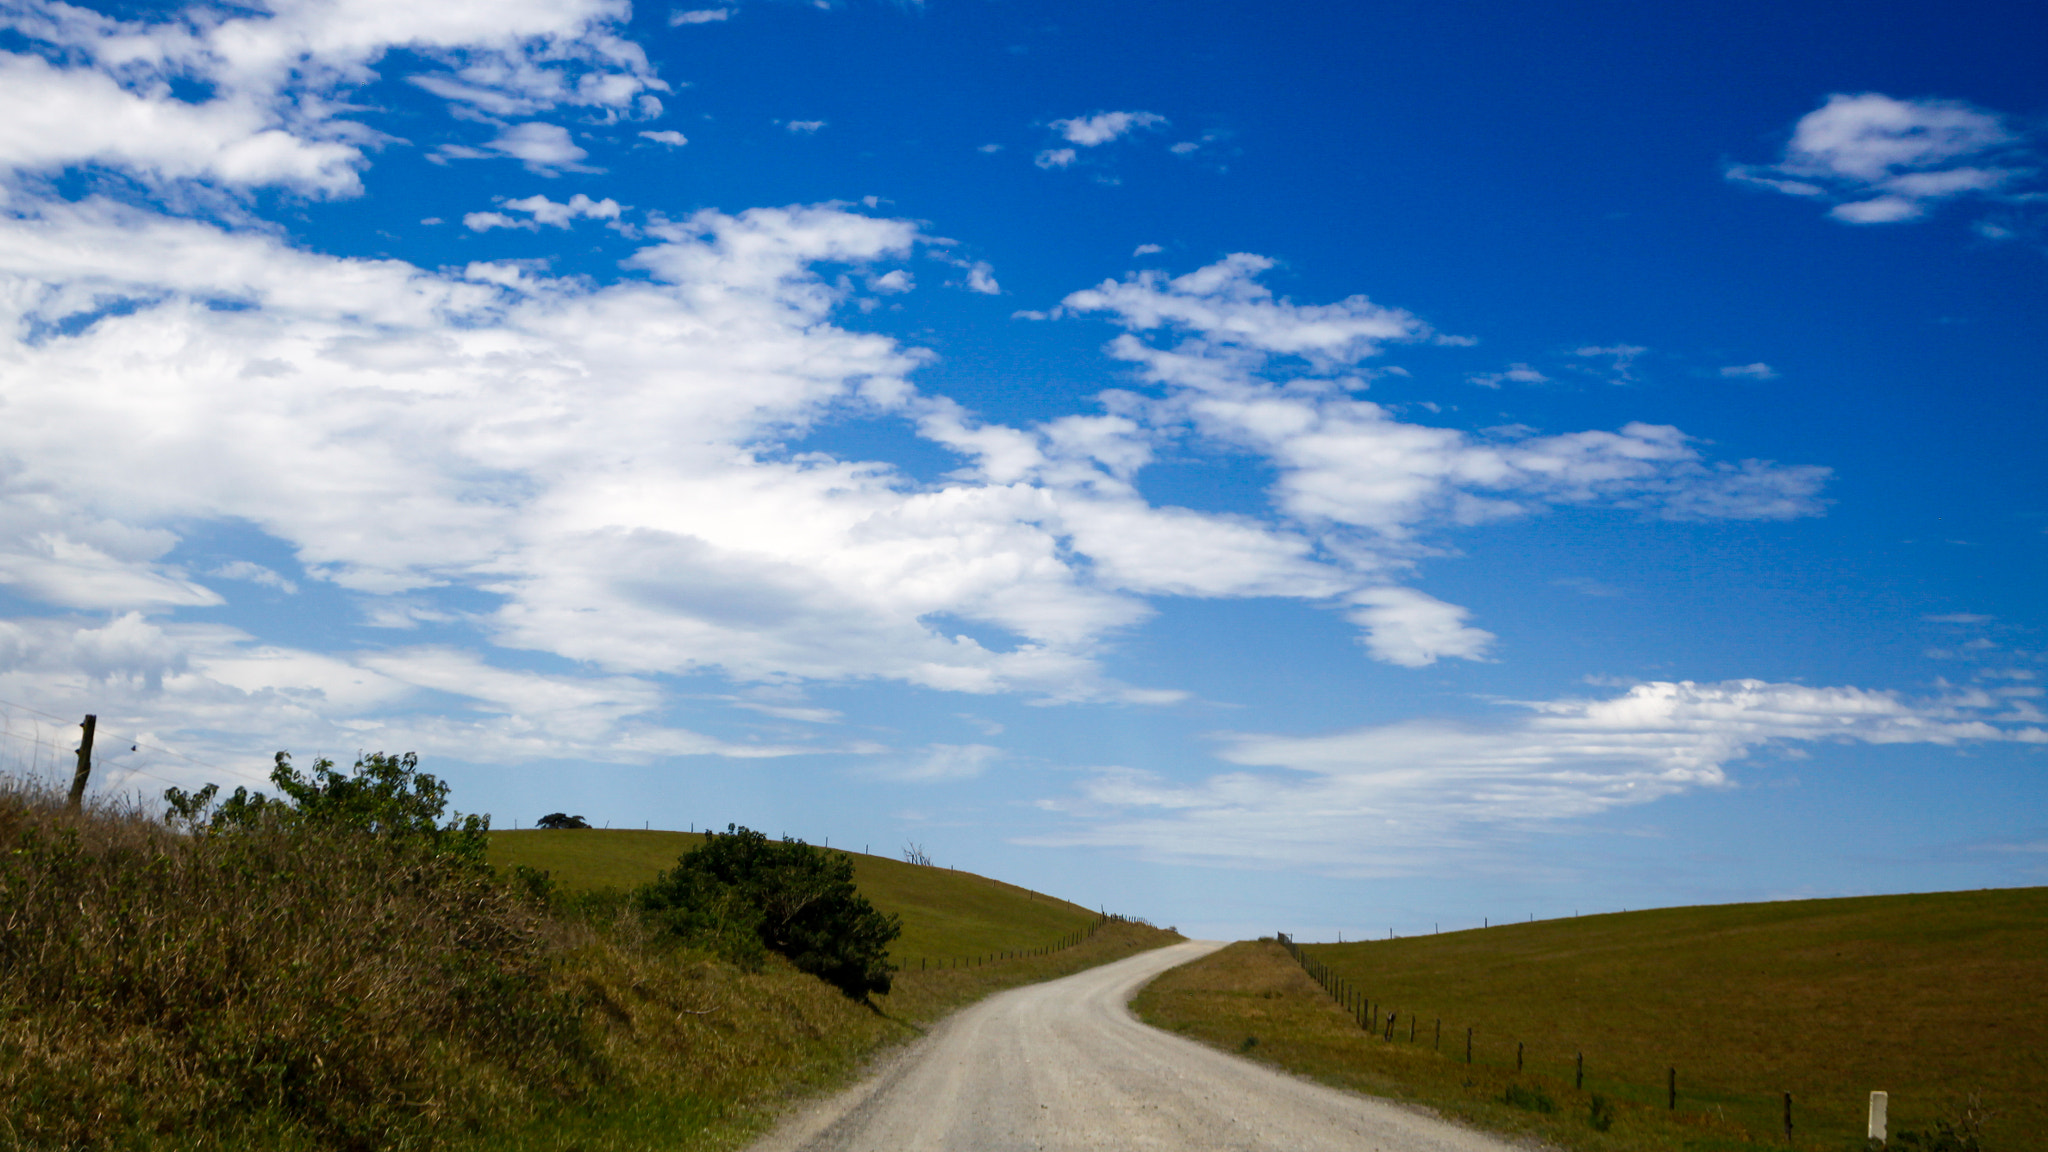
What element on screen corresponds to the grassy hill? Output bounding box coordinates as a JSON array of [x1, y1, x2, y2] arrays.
[[1138, 887, 2045, 1151], [488, 829, 1102, 967]]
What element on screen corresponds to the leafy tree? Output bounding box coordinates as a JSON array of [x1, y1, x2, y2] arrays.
[[535, 812, 591, 829], [636, 825, 901, 999], [165, 751, 489, 862]]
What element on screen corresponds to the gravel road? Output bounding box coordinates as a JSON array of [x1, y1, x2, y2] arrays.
[[749, 940, 1526, 1152]]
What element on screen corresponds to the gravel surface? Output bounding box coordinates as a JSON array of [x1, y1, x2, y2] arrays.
[[749, 940, 1528, 1152]]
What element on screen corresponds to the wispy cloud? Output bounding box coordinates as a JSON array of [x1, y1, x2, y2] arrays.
[[1036, 679, 2048, 873], [1728, 93, 2036, 227], [1719, 362, 1778, 380]]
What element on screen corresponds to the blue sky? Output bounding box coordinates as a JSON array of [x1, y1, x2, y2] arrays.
[[0, 0, 2042, 938]]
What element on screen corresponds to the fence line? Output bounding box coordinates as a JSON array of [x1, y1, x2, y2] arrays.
[[908, 913, 1114, 975], [1277, 931, 1816, 1146]]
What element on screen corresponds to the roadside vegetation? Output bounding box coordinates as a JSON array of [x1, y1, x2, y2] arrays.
[[0, 762, 1179, 1151], [1135, 891, 2042, 1151]]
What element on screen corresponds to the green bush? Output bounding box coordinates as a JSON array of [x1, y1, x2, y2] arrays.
[[1504, 1083, 1556, 1114], [1588, 1092, 1615, 1131], [635, 825, 901, 999], [165, 750, 489, 862]]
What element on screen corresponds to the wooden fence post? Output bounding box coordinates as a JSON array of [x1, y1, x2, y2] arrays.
[[1668, 1067, 1676, 1110], [1516, 1041, 1523, 1072], [65, 714, 96, 811], [1576, 1051, 1583, 1090], [1466, 1028, 1473, 1064], [1783, 1091, 1793, 1143]]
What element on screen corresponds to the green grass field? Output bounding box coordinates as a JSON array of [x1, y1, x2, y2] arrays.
[[488, 829, 1102, 965], [1139, 888, 2045, 1151]]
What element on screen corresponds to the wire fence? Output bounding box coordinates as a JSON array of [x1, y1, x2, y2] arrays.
[[1277, 931, 1842, 1146], [905, 916, 1109, 975]]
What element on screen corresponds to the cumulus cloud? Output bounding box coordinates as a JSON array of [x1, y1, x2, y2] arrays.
[[639, 129, 688, 147], [0, 0, 661, 195], [963, 262, 1000, 294], [1035, 148, 1077, 169], [785, 120, 826, 134], [1728, 93, 2036, 226], [464, 193, 624, 231], [1344, 587, 1494, 667], [1035, 679, 2048, 873], [1050, 110, 1167, 147], [671, 8, 732, 24]]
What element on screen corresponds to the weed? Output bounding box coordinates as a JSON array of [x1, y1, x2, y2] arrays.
[[1504, 1084, 1556, 1114], [1239, 1036, 1259, 1053], [1589, 1092, 1615, 1132]]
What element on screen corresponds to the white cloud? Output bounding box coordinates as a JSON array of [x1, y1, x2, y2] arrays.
[[1344, 587, 1494, 667], [0, 615, 803, 787], [1924, 613, 1994, 624], [1051, 111, 1167, 147], [873, 743, 1003, 782], [0, 0, 661, 195], [671, 8, 732, 24], [1133, 244, 1163, 256], [1034, 148, 1076, 169], [1572, 343, 1647, 382], [963, 262, 1000, 294], [1036, 679, 2048, 873], [1728, 93, 2033, 226], [210, 560, 298, 594], [786, 120, 827, 134], [464, 193, 623, 231], [1719, 362, 1778, 380], [1468, 362, 1548, 388], [1065, 257, 1826, 545], [446, 122, 593, 173], [639, 129, 688, 147], [869, 268, 914, 294]]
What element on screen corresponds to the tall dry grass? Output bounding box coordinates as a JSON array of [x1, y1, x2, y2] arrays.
[[0, 775, 597, 1151]]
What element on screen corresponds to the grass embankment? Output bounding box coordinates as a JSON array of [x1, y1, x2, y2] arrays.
[[488, 829, 1102, 964], [2, 781, 1178, 1152], [1135, 890, 2045, 1151]]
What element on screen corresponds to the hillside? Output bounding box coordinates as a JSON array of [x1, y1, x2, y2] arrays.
[[1139, 887, 2044, 1150], [488, 828, 1102, 966]]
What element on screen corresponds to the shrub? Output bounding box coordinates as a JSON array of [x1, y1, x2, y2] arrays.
[[1588, 1093, 1615, 1132], [636, 824, 901, 999], [1504, 1083, 1556, 1114], [535, 812, 591, 829], [165, 750, 489, 863]]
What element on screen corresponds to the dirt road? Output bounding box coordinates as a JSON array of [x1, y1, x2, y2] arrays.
[[750, 940, 1524, 1152]]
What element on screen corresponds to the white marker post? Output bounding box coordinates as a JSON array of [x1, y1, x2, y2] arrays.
[[1869, 1091, 1889, 1144]]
